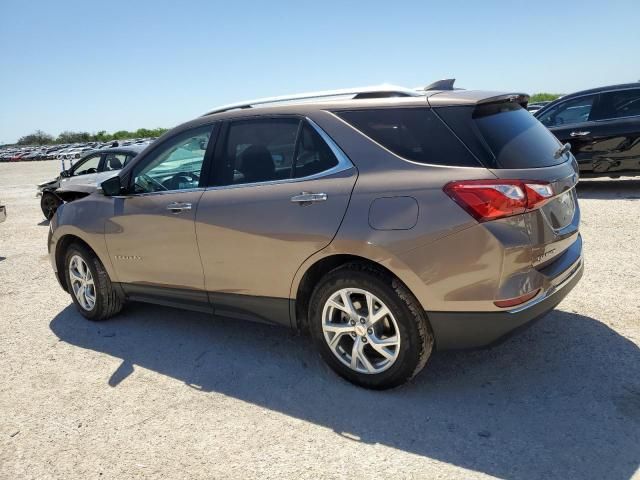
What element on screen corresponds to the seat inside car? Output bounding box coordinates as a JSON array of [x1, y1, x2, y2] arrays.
[[107, 155, 123, 170], [239, 145, 275, 183]]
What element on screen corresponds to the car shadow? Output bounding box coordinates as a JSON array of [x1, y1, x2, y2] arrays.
[[37, 219, 50, 226], [50, 304, 640, 480], [577, 179, 640, 200]]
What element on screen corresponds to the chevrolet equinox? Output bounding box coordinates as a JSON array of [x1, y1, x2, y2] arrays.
[[48, 85, 583, 389]]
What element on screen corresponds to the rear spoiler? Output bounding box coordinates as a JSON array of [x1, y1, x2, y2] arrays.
[[478, 93, 529, 108], [427, 90, 530, 108]]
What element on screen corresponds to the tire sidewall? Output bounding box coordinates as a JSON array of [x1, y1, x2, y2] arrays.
[[309, 268, 426, 389], [41, 192, 60, 220]]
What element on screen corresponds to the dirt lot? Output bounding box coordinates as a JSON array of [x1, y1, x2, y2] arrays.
[[0, 160, 639, 480]]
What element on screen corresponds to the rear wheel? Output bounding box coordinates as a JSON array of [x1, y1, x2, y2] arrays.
[[41, 191, 62, 220], [309, 263, 433, 389], [64, 244, 123, 321]]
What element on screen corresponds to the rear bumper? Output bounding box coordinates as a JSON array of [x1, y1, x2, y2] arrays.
[[428, 255, 583, 350]]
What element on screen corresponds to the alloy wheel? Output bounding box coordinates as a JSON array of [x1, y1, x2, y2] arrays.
[[69, 255, 96, 311], [321, 288, 401, 374]]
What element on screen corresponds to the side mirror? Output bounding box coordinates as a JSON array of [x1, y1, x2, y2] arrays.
[[60, 170, 71, 178], [100, 176, 123, 196]]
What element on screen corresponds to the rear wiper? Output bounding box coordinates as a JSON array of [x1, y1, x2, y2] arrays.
[[554, 142, 571, 159]]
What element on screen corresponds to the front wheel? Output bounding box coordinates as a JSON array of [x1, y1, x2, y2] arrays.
[[64, 244, 123, 321], [41, 191, 62, 220], [309, 263, 434, 389]]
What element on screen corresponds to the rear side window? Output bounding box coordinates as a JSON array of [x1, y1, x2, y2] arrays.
[[294, 123, 339, 178], [472, 102, 563, 169], [591, 89, 640, 120], [335, 108, 480, 167], [222, 118, 299, 185], [103, 153, 127, 171], [213, 118, 340, 186]]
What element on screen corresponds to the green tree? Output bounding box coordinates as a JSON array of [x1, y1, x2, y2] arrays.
[[530, 93, 562, 103], [17, 130, 55, 145]]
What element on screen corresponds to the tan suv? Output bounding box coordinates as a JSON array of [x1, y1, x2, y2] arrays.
[[48, 85, 583, 389]]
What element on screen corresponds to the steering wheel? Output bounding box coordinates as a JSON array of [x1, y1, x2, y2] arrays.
[[162, 171, 199, 190], [138, 173, 167, 192]]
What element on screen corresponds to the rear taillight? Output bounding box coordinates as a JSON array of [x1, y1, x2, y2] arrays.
[[444, 179, 554, 222]]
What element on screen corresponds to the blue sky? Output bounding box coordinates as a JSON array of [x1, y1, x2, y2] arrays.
[[1, 0, 638, 143]]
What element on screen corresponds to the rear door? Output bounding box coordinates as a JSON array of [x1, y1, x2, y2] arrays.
[[196, 117, 357, 326], [586, 88, 640, 175]]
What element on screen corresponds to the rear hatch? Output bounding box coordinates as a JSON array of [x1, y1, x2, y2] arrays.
[[432, 95, 580, 268]]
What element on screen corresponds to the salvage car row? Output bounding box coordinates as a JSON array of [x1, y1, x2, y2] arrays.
[[0, 138, 154, 163]]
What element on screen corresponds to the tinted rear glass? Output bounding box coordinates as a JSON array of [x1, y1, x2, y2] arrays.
[[472, 102, 563, 168], [437, 103, 564, 169], [335, 108, 480, 167]]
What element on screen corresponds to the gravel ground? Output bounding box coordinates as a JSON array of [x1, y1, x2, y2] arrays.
[[1, 160, 639, 480]]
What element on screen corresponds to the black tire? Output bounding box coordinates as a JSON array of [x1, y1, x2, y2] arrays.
[[41, 191, 62, 220], [64, 243, 123, 321], [309, 263, 434, 389]]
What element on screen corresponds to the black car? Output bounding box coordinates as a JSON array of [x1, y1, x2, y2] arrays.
[[37, 145, 147, 219], [534, 83, 640, 177]]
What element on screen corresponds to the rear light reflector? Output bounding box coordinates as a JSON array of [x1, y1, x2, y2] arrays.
[[494, 289, 540, 308], [444, 179, 554, 222]]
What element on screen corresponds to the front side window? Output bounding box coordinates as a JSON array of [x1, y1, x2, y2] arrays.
[[73, 154, 101, 175], [591, 89, 640, 121], [132, 125, 213, 193], [537, 95, 596, 127]]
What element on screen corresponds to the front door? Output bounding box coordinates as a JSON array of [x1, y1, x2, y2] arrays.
[[195, 117, 357, 326], [105, 124, 216, 303], [537, 93, 599, 174]]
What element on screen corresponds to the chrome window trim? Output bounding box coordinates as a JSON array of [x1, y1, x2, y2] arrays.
[[203, 117, 354, 192]]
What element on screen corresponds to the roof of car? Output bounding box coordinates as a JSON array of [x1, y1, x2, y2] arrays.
[[554, 82, 640, 101], [91, 144, 148, 155], [533, 82, 640, 117], [199, 89, 529, 121]]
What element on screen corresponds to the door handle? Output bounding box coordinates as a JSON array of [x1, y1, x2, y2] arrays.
[[290, 192, 328, 205], [570, 131, 590, 137], [166, 202, 192, 213]]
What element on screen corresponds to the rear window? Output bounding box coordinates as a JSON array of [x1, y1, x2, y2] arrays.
[[335, 108, 480, 167], [437, 103, 564, 169], [473, 102, 563, 168]]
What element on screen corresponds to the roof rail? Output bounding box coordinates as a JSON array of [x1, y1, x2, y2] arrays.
[[202, 84, 422, 116]]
